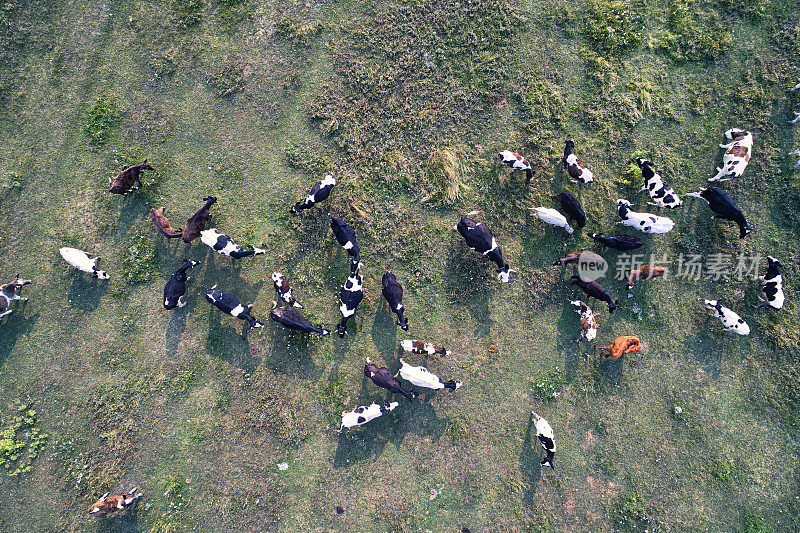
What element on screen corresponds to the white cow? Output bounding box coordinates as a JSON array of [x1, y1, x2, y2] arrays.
[[339, 401, 398, 431], [395, 359, 462, 391], [530, 207, 574, 234], [704, 299, 750, 335], [59, 247, 109, 279]]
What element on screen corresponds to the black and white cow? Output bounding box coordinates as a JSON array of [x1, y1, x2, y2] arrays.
[[587, 232, 644, 251], [636, 158, 682, 209], [400, 339, 451, 356], [270, 307, 330, 335], [200, 229, 266, 259], [453, 215, 514, 283], [0, 275, 31, 320], [497, 150, 533, 182], [163, 260, 200, 309], [59, 247, 110, 279], [205, 285, 263, 331], [396, 359, 461, 391], [704, 299, 750, 335], [571, 275, 617, 313], [552, 192, 587, 229], [685, 187, 752, 239], [616, 199, 674, 233], [330, 217, 362, 270], [563, 139, 594, 184], [709, 129, 752, 182], [382, 271, 409, 331], [531, 411, 556, 469], [336, 265, 364, 337], [571, 300, 598, 341], [291, 174, 336, 213], [339, 401, 398, 431], [364, 357, 418, 401], [271, 272, 304, 309], [757, 256, 784, 310]]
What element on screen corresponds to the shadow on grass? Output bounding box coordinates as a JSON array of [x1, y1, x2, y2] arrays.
[[265, 323, 322, 381], [445, 242, 492, 339], [0, 311, 39, 366], [556, 302, 583, 382], [94, 507, 140, 533], [371, 301, 397, 361], [520, 413, 542, 504], [67, 276, 108, 312], [165, 308, 187, 358]]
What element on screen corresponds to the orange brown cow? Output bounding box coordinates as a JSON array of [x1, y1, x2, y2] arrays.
[[596, 336, 641, 360]]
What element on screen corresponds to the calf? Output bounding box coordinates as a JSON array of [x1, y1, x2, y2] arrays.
[[336, 266, 364, 337], [625, 265, 666, 295], [571, 275, 617, 313], [596, 336, 641, 359], [570, 300, 598, 341], [685, 187, 752, 239], [88, 488, 142, 515], [497, 150, 533, 182], [709, 129, 752, 182], [163, 260, 200, 309], [587, 232, 643, 251], [530, 207, 573, 234], [0, 275, 31, 319], [563, 139, 594, 184], [530, 412, 556, 469], [339, 401, 398, 431], [330, 217, 362, 270], [200, 228, 266, 259], [182, 196, 217, 243], [270, 307, 329, 335], [552, 192, 586, 229], [382, 271, 409, 331], [364, 357, 418, 401], [453, 215, 514, 283], [401, 339, 450, 356], [148, 207, 182, 238], [205, 285, 263, 331], [704, 299, 750, 335], [636, 158, 682, 209], [271, 272, 304, 309], [292, 174, 336, 213], [109, 161, 153, 194], [396, 359, 461, 391], [616, 199, 674, 233], [552, 253, 582, 267], [757, 256, 784, 310], [59, 247, 109, 279]]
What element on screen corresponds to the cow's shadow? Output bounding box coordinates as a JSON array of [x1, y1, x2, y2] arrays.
[[265, 323, 322, 381], [94, 506, 140, 533], [67, 275, 108, 312], [165, 308, 188, 358], [556, 302, 583, 383], [371, 302, 398, 361], [0, 311, 39, 366], [445, 242, 493, 339], [520, 414, 542, 504]]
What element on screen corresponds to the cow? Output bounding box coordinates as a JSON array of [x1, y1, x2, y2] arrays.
[[789, 112, 800, 125], [400, 339, 450, 356], [395, 359, 461, 391], [271, 272, 304, 309], [789, 148, 800, 170], [292, 174, 336, 213], [704, 300, 750, 335], [497, 150, 533, 182], [570, 300, 598, 341], [382, 271, 409, 331], [59, 247, 109, 279], [563, 139, 594, 184], [587, 232, 644, 251], [205, 285, 263, 331], [148, 207, 182, 238], [88, 488, 142, 515], [530, 207, 574, 234], [0, 275, 31, 320], [552, 253, 582, 267], [330, 217, 362, 270], [109, 161, 153, 194], [571, 275, 617, 313], [182, 196, 217, 243], [338, 401, 398, 431], [596, 336, 641, 359], [200, 229, 266, 259], [757, 256, 784, 310], [709, 129, 752, 182], [616, 199, 674, 233], [530, 411, 556, 469], [685, 187, 752, 239], [453, 215, 514, 283], [636, 158, 682, 209], [552, 192, 586, 229], [336, 265, 364, 337], [625, 265, 666, 296], [364, 357, 418, 401], [163, 260, 200, 309], [270, 307, 330, 335]]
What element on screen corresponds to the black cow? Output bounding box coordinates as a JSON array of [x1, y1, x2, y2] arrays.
[[364, 357, 418, 401], [291, 174, 336, 213], [382, 271, 409, 330], [552, 192, 586, 229], [453, 215, 513, 283], [587, 232, 643, 251], [331, 217, 362, 270], [685, 187, 752, 238], [571, 275, 617, 313], [163, 260, 200, 309], [205, 285, 263, 331], [270, 307, 330, 335]]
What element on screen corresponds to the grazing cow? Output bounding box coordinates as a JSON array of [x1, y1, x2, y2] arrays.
[[453, 215, 514, 283], [330, 217, 362, 270], [563, 139, 594, 184], [88, 488, 142, 515], [616, 199, 674, 233], [382, 271, 409, 331], [571, 275, 617, 313], [530, 207, 574, 234], [685, 187, 752, 239], [336, 266, 364, 337], [400, 339, 450, 356], [205, 285, 263, 331], [709, 129, 752, 182], [182, 196, 217, 243], [109, 161, 153, 194], [636, 158, 682, 209], [200, 229, 266, 259], [271, 272, 304, 309], [704, 300, 750, 335], [757, 256, 784, 310], [292, 174, 336, 213], [497, 150, 533, 182], [396, 359, 461, 391], [587, 232, 644, 251], [596, 336, 641, 359], [570, 300, 598, 341], [270, 307, 330, 335], [530, 412, 556, 469], [339, 401, 398, 431], [59, 247, 109, 279], [364, 357, 418, 401], [552, 192, 586, 229], [163, 260, 200, 309], [788, 148, 800, 170], [625, 265, 666, 295], [789, 112, 800, 125], [791, 81, 800, 91], [0, 276, 31, 319], [552, 253, 582, 267], [148, 207, 182, 238]]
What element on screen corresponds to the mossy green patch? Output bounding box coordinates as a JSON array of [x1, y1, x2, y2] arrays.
[[83, 94, 119, 146], [0, 405, 48, 476], [585, 0, 645, 55]]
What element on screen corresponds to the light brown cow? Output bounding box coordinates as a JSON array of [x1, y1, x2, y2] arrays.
[[596, 336, 641, 360], [88, 488, 142, 515], [148, 207, 182, 238], [626, 265, 666, 294]]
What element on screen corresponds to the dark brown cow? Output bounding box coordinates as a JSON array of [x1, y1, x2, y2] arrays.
[[364, 357, 418, 401], [148, 207, 182, 238], [88, 488, 142, 515], [182, 196, 217, 243], [109, 161, 153, 194]]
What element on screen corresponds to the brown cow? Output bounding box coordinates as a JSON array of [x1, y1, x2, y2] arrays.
[[0, 275, 31, 319], [182, 196, 217, 243], [148, 207, 182, 238], [596, 336, 641, 360], [552, 253, 582, 267], [109, 160, 153, 194], [626, 265, 666, 294], [88, 488, 142, 515]]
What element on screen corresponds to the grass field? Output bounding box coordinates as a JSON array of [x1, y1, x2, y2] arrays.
[[1, 0, 799, 531]]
